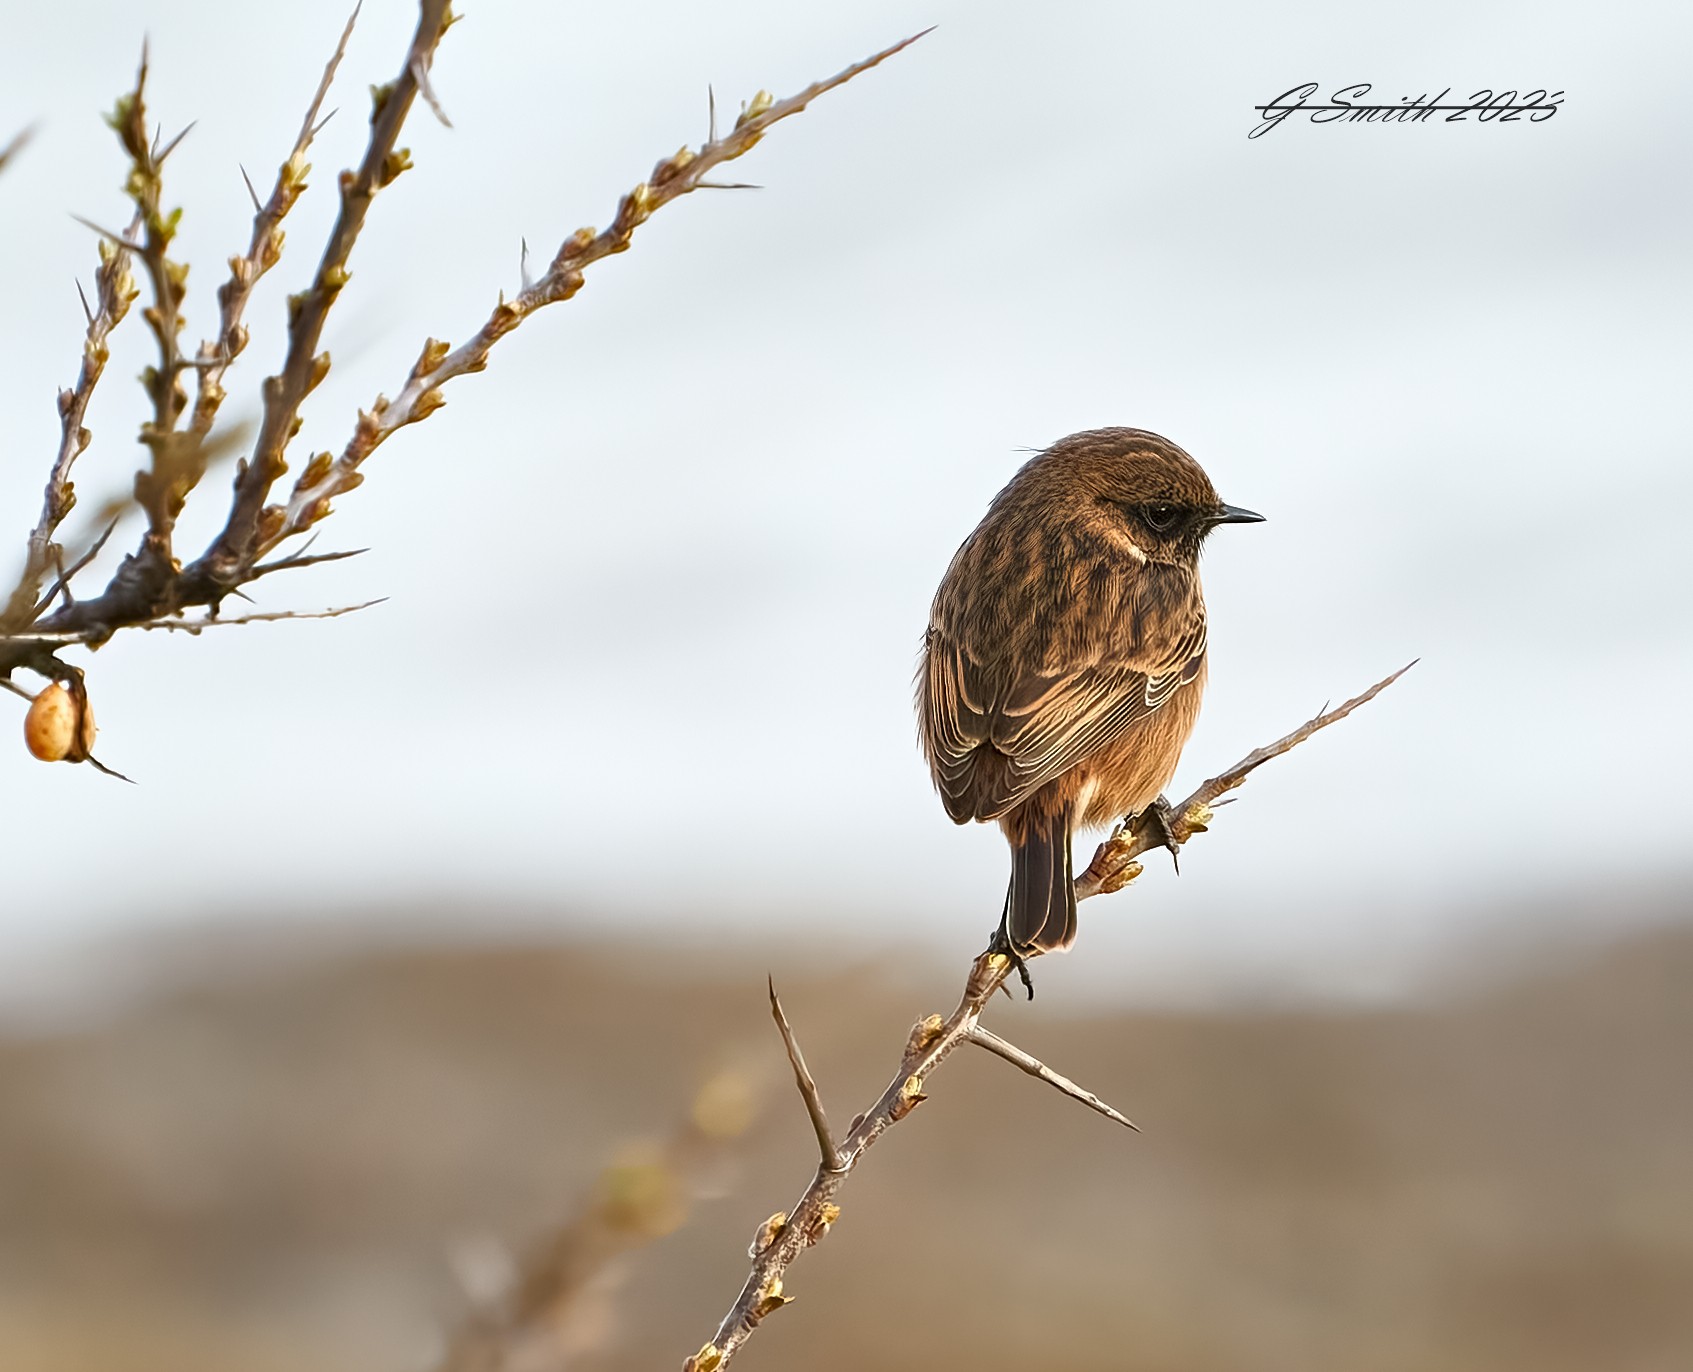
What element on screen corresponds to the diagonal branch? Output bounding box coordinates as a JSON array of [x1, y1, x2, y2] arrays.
[[257, 28, 931, 561], [1075, 661, 1418, 899], [0, 216, 141, 632], [188, 0, 456, 593], [681, 663, 1413, 1372], [29, 518, 121, 620], [188, 3, 362, 446], [106, 49, 199, 563]]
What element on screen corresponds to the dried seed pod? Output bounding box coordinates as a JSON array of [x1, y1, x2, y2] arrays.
[[24, 681, 96, 763]]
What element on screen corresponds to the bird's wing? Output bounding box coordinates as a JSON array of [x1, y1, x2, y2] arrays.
[[923, 613, 1205, 823]]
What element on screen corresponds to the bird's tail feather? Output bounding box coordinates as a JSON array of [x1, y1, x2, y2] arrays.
[[1004, 808, 1077, 953]]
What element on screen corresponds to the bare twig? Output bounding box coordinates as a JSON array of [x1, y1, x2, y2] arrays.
[[768, 979, 841, 1170], [1075, 661, 1418, 899], [188, 4, 362, 445], [0, 216, 141, 632], [29, 518, 122, 619], [248, 545, 368, 580], [21, 601, 382, 641], [260, 28, 931, 560], [966, 1025, 1137, 1131], [410, 50, 454, 128], [133, 600, 383, 632], [188, 0, 454, 592], [104, 50, 200, 562], [682, 664, 1413, 1371]]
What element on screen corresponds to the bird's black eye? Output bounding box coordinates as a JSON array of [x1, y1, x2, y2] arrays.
[[1142, 503, 1180, 532]]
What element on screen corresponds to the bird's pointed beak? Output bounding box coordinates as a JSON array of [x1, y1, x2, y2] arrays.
[[1210, 503, 1266, 526]]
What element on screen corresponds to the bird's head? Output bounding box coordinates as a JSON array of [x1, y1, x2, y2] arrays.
[[1044, 427, 1264, 565]]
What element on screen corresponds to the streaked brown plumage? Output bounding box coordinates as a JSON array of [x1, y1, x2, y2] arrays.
[[918, 427, 1263, 956]]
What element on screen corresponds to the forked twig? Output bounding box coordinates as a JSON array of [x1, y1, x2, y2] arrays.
[[1, 213, 141, 631], [5, 9, 923, 681], [29, 518, 121, 618], [260, 28, 932, 560], [188, 0, 454, 589]]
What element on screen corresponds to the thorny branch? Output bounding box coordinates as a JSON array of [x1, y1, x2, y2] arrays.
[[187, 3, 360, 448], [0, 4, 922, 766], [19, 601, 385, 639], [7, 0, 454, 653], [682, 663, 1414, 1372], [1076, 659, 1418, 899], [115, 47, 199, 566], [1, 213, 141, 631], [186, 0, 454, 593], [260, 27, 931, 562]]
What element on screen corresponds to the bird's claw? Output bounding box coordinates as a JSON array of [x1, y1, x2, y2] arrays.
[[987, 926, 1036, 1000], [1132, 795, 1183, 874]]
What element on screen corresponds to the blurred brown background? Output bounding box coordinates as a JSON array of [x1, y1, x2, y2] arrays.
[[2, 879, 1688, 1372], [4, 8, 1691, 1367]]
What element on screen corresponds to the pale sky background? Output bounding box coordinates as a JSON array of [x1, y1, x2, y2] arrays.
[[0, 0, 1688, 1015]]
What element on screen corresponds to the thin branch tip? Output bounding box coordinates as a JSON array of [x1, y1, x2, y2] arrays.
[[768, 977, 841, 1171], [967, 1026, 1138, 1131]]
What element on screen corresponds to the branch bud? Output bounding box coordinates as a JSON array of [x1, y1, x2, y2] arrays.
[[413, 337, 451, 378], [737, 90, 775, 127], [748, 1211, 787, 1258], [377, 147, 413, 188], [653, 145, 697, 185], [904, 1014, 945, 1056], [805, 1202, 841, 1243], [281, 152, 311, 193], [682, 1344, 723, 1372], [891, 1073, 928, 1119], [750, 1275, 791, 1321]]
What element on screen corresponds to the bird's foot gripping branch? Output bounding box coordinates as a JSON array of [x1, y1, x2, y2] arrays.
[[682, 662, 1414, 1372]]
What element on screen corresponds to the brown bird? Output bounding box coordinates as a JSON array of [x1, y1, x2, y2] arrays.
[[918, 427, 1263, 972]]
